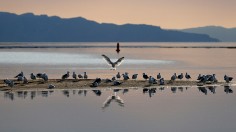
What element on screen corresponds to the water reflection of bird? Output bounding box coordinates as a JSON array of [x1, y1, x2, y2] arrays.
[[198, 87, 207, 95], [102, 89, 124, 110], [102, 54, 124, 70], [224, 86, 233, 94]]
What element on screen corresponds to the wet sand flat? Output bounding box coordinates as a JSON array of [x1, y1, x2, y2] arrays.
[[0, 79, 229, 91]]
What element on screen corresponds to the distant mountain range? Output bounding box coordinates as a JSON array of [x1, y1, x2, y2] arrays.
[[0, 12, 219, 42], [182, 26, 236, 42]]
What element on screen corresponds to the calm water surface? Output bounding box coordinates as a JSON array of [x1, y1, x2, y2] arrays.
[[0, 86, 235, 132], [0, 42, 236, 80], [0, 42, 236, 132]]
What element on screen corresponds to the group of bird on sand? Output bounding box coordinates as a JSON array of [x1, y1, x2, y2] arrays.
[[3, 70, 234, 89], [2, 54, 234, 88]]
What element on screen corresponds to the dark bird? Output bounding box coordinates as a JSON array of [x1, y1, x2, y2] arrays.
[[42, 73, 48, 82], [160, 78, 165, 85], [30, 73, 36, 80], [102, 54, 124, 70], [143, 73, 149, 80], [224, 75, 233, 83], [157, 73, 161, 79], [78, 74, 83, 79], [23, 76, 28, 84], [177, 73, 183, 80], [185, 72, 191, 80], [132, 74, 138, 80], [36, 73, 43, 78], [122, 73, 129, 80], [15, 71, 23, 78], [72, 72, 77, 80], [116, 72, 121, 79], [113, 81, 122, 86], [84, 72, 88, 79], [62, 71, 70, 80], [48, 84, 55, 89], [171, 73, 177, 81]]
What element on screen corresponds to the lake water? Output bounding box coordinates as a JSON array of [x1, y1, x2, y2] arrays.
[[0, 86, 235, 132], [0, 42, 236, 132], [0, 42, 236, 80]]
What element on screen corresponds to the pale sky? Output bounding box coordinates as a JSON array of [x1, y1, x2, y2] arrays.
[[0, 0, 235, 29]]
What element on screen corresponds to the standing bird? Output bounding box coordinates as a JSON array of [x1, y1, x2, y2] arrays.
[[160, 78, 165, 85], [78, 74, 83, 79], [177, 73, 183, 80], [36, 73, 43, 78], [171, 73, 177, 81], [116, 72, 121, 80], [102, 54, 125, 70], [112, 76, 116, 81], [62, 71, 70, 80], [224, 75, 233, 83], [15, 71, 24, 78], [72, 72, 77, 80], [185, 72, 191, 80], [157, 73, 161, 79], [84, 72, 88, 79], [4, 79, 14, 88], [42, 73, 48, 82], [132, 74, 138, 80], [122, 73, 129, 80], [30, 73, 36, 80], [149, 76, 157, 84], [23, 76, 28, 84], [143, 73, 149, 80]]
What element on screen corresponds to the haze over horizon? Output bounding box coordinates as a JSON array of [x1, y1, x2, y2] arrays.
[[1, 0, 236, 29]]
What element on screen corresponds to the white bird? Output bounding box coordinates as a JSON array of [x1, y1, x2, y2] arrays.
[[102, 54, 124, 70]]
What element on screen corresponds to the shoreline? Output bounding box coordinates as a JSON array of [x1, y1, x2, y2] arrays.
[[1, 79, 233, 92]]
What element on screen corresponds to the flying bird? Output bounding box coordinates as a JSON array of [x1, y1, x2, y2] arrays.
[[102, 54, 124, 70]]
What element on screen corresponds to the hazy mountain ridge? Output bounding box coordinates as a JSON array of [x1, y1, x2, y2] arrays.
[[182, 26, 236, 42], [0, 12, 218, 42]]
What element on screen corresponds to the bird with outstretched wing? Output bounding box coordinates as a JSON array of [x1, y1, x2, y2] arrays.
[[102, 54, 124, 70]]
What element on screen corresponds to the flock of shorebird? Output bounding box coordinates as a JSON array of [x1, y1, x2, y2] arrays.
[[3, 70, 234, 89], [2, 54, 234, 88]]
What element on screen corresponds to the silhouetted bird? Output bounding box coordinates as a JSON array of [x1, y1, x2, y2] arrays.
[[177, 73, 183, 80], [132, 74, 138, 80], [113, 81, 122, 86], [185, 72, 191, 80], [84, 72, 88, 79], [171, 73, 177, 81], [143, 73, 149, 80], [112, 76, 116, 81], [4, 79, 14, 88], [72, 72, 77, 80], [224, 75, 233, 83], [78, 74, 83, 79], [48, 84, 55, 89], [62, 71, 70, 80], [23, 76, 28, 84], [149, 76, 157, 84], [157, 73, 161, 79], [36, 73, 43, 78], [102, 54, 124, 70], [42, 73, 48, 82], [160, 78, 165, 85], [30, 73, 36, 80], [122, 73, 129, 80], [197, 74, 202, 80], [116, 72, 121, 79], [15, 71, 23, 78]]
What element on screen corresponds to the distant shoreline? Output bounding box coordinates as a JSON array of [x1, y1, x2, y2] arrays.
[[0, 45, 236, 49]]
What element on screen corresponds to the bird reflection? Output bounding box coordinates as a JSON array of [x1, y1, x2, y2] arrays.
[[198, 87, 207, 95], [17, 91, 28, 99], [92, 90, 102, 96], [224, 86, 233, 94], [207, 86, 216, 94], [171, 87, 177, 93], [4, 92, 14, 101], [62, 90, 69, 97], [30, 91, 36, 100], [123, 89, 129, 94], [41, 91, 49, 97], [178, 87, 184, 92], [78, 90, 87, 96], [143, 88, 156, 97], [102, 89, 124, 110]]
